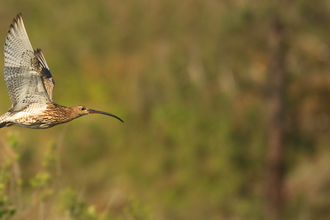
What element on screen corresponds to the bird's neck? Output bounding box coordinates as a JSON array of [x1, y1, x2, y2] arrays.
[[47, 103, 77, 123]]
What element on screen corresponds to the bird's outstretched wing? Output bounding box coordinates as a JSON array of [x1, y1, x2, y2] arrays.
[[4, 14, 55, 112]]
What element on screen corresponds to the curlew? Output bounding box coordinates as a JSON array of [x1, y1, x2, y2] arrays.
[[0, 14, 123, 129]]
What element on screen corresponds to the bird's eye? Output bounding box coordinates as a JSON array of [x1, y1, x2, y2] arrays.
[[81, 107, 86, 110]]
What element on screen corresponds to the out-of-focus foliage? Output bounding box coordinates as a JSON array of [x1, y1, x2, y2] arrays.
[[0, 0, 330, 219]]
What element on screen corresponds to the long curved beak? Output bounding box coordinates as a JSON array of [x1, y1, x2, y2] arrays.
[[88, 109, 124, 123]]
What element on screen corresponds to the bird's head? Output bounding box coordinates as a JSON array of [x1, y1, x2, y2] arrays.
[[71, 105, 124, 122]]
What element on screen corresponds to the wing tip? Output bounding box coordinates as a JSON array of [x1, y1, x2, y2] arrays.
[[8, 13, 23, 33], [12, 13, 22, 24], [35, 48, 42, 53], [8, 24, 14, 33], [15, 13, 22, 22]]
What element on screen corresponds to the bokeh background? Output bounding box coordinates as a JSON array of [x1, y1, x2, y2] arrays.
[[0, 0, 330, 219]]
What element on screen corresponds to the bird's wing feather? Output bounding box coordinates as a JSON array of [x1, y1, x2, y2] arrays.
[[4, 14, 52, 112], [34, 49, 55, 102]]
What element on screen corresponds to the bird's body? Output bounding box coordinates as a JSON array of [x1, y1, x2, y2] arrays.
[[0, 14, 123, 129], [1, 103, 77, 129]]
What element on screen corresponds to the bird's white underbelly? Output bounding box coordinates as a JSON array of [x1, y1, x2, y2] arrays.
[[9, 104, 51, 128]]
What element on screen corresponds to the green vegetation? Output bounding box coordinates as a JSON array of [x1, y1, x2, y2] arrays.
[[0, 0, 330, 219]]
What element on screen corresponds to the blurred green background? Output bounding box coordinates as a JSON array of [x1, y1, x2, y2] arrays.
[[0, 0, 330, 219]]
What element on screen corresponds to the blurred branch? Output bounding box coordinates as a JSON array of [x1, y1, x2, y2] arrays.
[[56, 125, 68, 190], [265, 7, 286, 220]]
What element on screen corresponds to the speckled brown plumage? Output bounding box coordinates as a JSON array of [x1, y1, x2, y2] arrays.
[[0, 14, 123, 129], [39, 104, 87, 128]]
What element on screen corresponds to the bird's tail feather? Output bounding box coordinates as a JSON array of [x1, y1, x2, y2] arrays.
[[0, 113, 11, 128], [0, 121, 13, 128], [0, 122, 6, 128]]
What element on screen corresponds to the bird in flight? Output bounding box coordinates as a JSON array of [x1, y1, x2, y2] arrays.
[[0, 14, 123, 129]]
